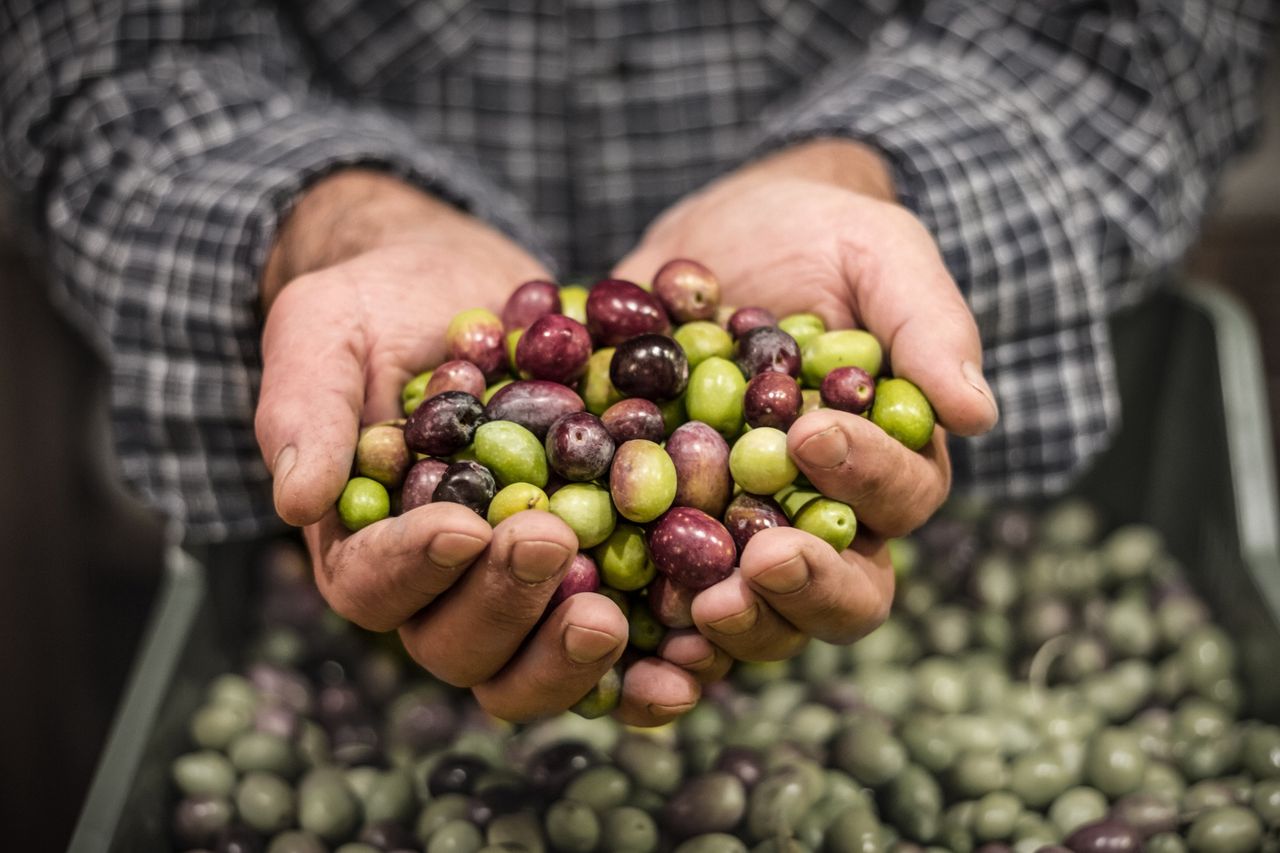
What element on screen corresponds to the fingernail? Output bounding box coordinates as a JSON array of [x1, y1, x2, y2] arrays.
[[796, 427, 846, 469], [511, 539, 571, 584], [752, 555, 810, 595], [962, 360, 999, 420], [427, 532, 487, 568], [646, 702, 696, 720], [707, 603, 759, 636], [681, 651, 717, 672], [564, 625, 622, 664]]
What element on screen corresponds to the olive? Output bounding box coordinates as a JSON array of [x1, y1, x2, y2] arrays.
[[516, 314, 592, 384], [1048, 788, 1109, 837], [297, 768, 359, 843], [747, 768, 820, 841], [901, 715, 959, 774], [663, 772, 747, 838], [527, 741, 599, 797], [430, 754, 491, 797], [586, 278, 669, 346], [1146, 834, 1189, 853], [563, 764, 632, 813], [972, 792, 1023, 842], [190, 703, 253, 751], [581, 347, 624, 415], [1062, 819, 1142, 852], [1085, 729, 1146, 798], [1108, 793, 1178, 838], [359, 819, 419, 851], [429, 818, 485, 853], [173, 750, 238, 798], [727, 306, 778, 339], [666, 421, 734, 518], [433, 461, 498, 516], [545, 799, 600, 853], [832, 720, 907, 787], [1243, 725, 1280, 779], [884, 765, 943, 843], [600, 805, 659, 853], [560, 284, 590, 324], [486, 813, 546, 853], [1253, 779, 1280, 828], [614, 736, 683, 795], [236, 771, 295, 834], [913, 657, 970, 714], [446, 308, 507, 382], [339, 476, 391, 531], [570, 665, 623, 720], [417, 794, 475, 843], [502, 279, 561, 331], [1186, 806, 1263, 853], [735, 325, 801, 378], [673, 833, 750, 853], [484, 380, 586, 440], [265, 831, 327, 853], [474, 420, 548, 488], [826, 807, 886, 853], [610, 333, 690, 402], [1009, 749, 1073, 808], [1176, 625, 1236, 690], [714, 746, 767, 790], [229, 731, 297, 778], [1183, 780, 1238, 813], [949, 750, 1010, 799], [405, 390, 487, 458], [601, 398, 667, 445], [173, 795, 235, 848]]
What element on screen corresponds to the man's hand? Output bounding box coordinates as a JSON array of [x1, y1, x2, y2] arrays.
[[614, 140, 999, 662], [255, 170, 702, 724]]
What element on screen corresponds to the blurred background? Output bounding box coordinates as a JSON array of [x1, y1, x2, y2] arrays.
[[2, 40, 1278, 853]]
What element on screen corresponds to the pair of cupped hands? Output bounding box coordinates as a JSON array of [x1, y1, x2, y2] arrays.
[[255, 139, 998, 726]]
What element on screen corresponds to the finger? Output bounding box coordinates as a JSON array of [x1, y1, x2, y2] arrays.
[[471, 593, 628, 722], [302, 502, 492, 632], [842, 208, 998, 436], [691, 572, 809, 663], [614, 658, 703, 727], [255, 275, 366, 527], [398, 510, 577, 688], [739, 527, 893, 645], [787, 408, 950, 537], [658, 630, 734, 684]]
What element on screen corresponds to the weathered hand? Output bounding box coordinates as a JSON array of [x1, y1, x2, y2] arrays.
[[254, 170, 700, 723], [615, 140, 1000, 662]]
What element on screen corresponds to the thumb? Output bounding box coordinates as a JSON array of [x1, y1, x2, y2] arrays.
[[255, 278, 366, 527], [846, 210, 998, 437]]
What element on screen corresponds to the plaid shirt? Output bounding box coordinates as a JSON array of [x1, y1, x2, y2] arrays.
[[1, 0, 1274, 541]]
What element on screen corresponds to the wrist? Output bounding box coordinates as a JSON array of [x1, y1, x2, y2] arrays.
[[261, 169, 460, 310], [750, 138, 896, 203]]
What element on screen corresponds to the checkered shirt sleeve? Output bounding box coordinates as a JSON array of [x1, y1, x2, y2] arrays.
[[758, 0, 1276, 498], [0, 0, 536, 540]]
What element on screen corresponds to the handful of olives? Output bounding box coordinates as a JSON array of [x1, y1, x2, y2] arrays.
[[334, 261, 936, 716]]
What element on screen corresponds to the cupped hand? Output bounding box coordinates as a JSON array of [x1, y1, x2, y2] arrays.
[[254, 170, 699, 723], [614, 139, 1000, 662]]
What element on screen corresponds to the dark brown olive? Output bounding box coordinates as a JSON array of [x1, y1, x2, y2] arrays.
[[433, 461, 497, 516], [484, 380, 586, 440], [610, 333, 690, 402], [428, 754, 491, 797], [1064, 819, 1142, 852], [404, 391, 486, 457]]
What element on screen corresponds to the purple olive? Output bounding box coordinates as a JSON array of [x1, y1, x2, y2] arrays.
[[653, 258, 720, 322], [585, 278, 669, 346], [821, 365, 876, 414], [173, 795, 234, 848], [648, 574, 696, 628], [429, 753, 491, 796], [425, 359, 488, 399], [727, 306, 777, 339], [743, 372, 802, 431], [446, 308, 507, 382], [714, 746, 766, 789], [359, 820, 419, 851], [548, 552, 601, 611], [1063, 819, 1143, 852], [662, 772, 747, 839], [601, 398, 666, 444], [648, 507, 737, 590], [502, 279, 562, 331], [665, 422, 733, 518], [722, 493, 790, 555], [516, 314, 593, 384], [433, 461, 497, 516], [404, 391, 486, 457], [526, 741, 599, 796], [736, 325, 801, 377], [401, 458, 449, 513], [609, 333, 690, 401], [214, 826, 263, 853], [545, 412, 616, 481], [484, 380, 586, 440]]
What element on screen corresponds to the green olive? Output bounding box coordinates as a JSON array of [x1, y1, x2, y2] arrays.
[[298, 768, 359, 842], [229, 731, 297, 778], [403, 370, 434, 415], [614, 736, 683, 795], [792, 498, 857, 552], [800, 330, 882, 388], [236, 771, 296, 834], [686, 357, 747, 438], [339, 476, 391, 531], [1186, 806, 1263, 853], [1048, 786, 1108, 836], [487, 482, 550, 526], [1086, 727, 1147, 798], [560, 285, 589, 324], [548, 482, 616, 548], [600, 806, 659, 853], [1009, 748, 1072, 808], [777, 313, 826, 350], [674, 321, 735, 368], [582, 347, 623, 415], [869, 378, 935, 451], [883, 764, 942, 843], [429, 818, 484, 853], [189, 703, 252, 751], [565, 764, 632, 812], [971, 791, 1022, 842], [172, 750, 237, 798], [545, 799, 601, 853], [474, 420, 548, 488], [832, 719, 907, 787]]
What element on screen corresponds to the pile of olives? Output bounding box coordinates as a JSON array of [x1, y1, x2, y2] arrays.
[[169, 500, 1280, 853], [336, 261, 936, 710]]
